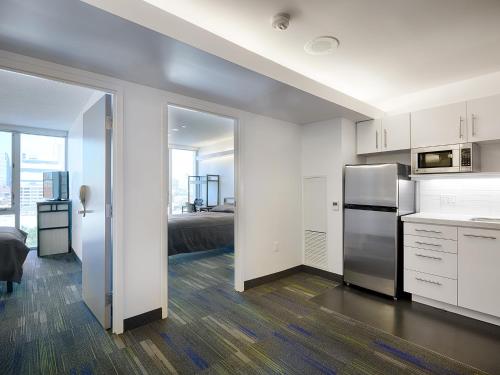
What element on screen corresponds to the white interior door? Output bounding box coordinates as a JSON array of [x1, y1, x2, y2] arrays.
[[82, 94, 112, 329]]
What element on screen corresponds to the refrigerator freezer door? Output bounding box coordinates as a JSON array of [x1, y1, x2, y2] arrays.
[[345, 164, 398, 207], [344, 208, 398, 296]]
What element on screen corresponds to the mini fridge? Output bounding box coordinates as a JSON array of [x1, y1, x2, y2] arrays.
[[343, 163, 415, 297]]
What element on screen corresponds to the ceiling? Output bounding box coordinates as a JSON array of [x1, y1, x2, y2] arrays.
[[0, 68, 99, 131], [0, 0, 373, 125], [140, 0, 500, 110], [168, 106, 234, 148]]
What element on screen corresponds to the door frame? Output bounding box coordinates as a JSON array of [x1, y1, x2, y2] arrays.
[[161, 102, 242, 318], [0, 51, 126, 333]]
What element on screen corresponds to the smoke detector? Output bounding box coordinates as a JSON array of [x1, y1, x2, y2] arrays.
[[272, 13, 290, 31], [304, 36, 340, 55]]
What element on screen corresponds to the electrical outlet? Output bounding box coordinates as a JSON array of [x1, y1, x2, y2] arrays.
[[272, 241, 279, 252], [440, 194, 457, 207]]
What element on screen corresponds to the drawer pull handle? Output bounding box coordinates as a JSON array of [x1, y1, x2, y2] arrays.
[[415, 253, 442, 260], [463, 234, 497, 240], [415, 277, 442, 286], [415, 241, 442, 247], [415, 229, 442, 234]]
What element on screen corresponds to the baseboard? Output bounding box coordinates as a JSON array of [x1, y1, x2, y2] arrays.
[[301, 265, 343, 283], [123, 308, 162, 331], [244, 265, 303, 290], [243, 265, 343, 290], [413, 295, 500, 327], [71, 248, 82, 264]]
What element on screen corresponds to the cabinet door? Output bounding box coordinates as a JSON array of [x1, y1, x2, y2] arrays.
[[356, 119, 381, 154], [411, 102, 467, 148], [381, 113, 411, 151], [467, 94, 500, 142], [458, 227, 500, 317]]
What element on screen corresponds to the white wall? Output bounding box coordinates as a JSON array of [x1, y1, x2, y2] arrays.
[[198, 138, 234, 203], [2, 49, 304, 322], [67, 91, 105, 260], [240, 114, 302, 280], [119, 82, 304, 316], [301, 118, 361, 275], [365, 151, 411, 166], [418, 177, 500, 217]]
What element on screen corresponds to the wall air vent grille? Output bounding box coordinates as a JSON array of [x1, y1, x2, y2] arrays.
[[304, 230, 327, 270]]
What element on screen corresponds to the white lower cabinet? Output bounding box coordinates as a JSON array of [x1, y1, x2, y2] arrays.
[[405, 269, 457, 305], [404, 222, 500, 323], [404, 245, 457, 279], [458, 227, 500, 318]]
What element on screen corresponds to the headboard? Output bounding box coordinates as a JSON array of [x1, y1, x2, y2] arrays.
[[223, 197, 235, 205]]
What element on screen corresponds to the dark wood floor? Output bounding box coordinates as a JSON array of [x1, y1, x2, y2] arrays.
[[311, 284, 500, 375]]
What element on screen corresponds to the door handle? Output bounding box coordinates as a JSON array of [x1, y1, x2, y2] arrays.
[[471, 114, 476, 137], [415, 229, 442, 234], [463, 234, 496, 240], [384, 129, 387, 148], [78, 210, 94, 215], [415, 253, 443, 260], [415, 241, 442, 247], [459, 116, 464, 139], [375, 130, 379, 149], [415, 277, 442, 286]]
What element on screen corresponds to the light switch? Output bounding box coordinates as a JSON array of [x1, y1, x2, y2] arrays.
[[332, 201, 340, 211]]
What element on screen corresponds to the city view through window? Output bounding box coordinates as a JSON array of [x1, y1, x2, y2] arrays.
[[0, 132, 13, 226], [0, 132, 66, 247], [171, 149, 196, 214], [21, 134, 66, 247]]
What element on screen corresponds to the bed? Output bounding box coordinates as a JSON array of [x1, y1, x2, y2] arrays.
[[0, 227, 30, 293], [168, 203, 234, 256]]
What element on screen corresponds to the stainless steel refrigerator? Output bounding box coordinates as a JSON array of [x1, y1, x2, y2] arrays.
[[343, 163, 415, 298]]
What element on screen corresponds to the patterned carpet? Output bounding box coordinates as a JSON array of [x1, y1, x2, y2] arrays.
[[0, 249, 488, 374]]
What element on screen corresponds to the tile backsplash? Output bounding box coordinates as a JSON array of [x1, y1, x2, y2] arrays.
[[418, 178, 500, 217]]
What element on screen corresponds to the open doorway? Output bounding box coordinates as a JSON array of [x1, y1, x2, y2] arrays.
[[166, 104, 236, 315], [0, 68, 114, 331]]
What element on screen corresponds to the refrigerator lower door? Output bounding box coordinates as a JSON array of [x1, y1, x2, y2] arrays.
[[344, 208, 398, 297]]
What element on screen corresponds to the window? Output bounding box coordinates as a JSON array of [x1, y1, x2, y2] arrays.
[[20, 134, 66, 247], [170, 149, 196, 214], [0, 131, 13, 211]]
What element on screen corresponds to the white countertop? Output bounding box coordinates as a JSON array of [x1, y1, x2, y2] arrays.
[[402, 212, 500, 230]]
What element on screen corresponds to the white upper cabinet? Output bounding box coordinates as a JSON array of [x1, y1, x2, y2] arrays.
[[381, 113, 411, 152], [411, 102, 467, 148], [356, 119, 381, 154], [467, 94, 500, 142]]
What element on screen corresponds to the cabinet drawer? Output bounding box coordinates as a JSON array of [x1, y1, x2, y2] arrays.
[[405, 247, 457, 279], [405, 269, 457, 305], [38, 211, 69, 229], [404, 222, 457, 240], [404, 235, 457, 253]]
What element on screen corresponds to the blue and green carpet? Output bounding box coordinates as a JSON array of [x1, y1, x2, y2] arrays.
[[0, 249, 487, 374]]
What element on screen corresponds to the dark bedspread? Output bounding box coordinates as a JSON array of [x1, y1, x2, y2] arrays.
[[168, 212, 234, 256], [0, 227, 30, 283]]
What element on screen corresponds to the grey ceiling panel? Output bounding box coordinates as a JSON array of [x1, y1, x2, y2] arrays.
[[0, 0, 370, 124]]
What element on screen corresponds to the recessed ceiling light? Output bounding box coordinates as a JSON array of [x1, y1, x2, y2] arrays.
[[181, 125, 187, 128], [304, 36, 340, 55], [172, 128, 179, 132]]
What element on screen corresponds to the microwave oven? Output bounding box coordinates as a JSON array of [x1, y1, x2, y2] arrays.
[[411, 143, 480, 174]]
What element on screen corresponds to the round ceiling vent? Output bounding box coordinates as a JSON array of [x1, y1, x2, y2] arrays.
[[304, 36, 340, 55]]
